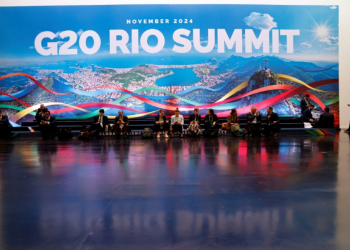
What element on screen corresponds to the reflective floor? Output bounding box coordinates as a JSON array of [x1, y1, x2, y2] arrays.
[[0, 134, 350, 250]]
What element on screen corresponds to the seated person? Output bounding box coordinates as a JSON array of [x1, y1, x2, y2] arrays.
[[188, 108, 202, 136], [39, 110, 56, 140], [224, 108, 242, 137], [204, 108, 219, 136], [300, 94, 311, 116], [170, 108, 184, 138], [35, 104, 48, 125], [90, 109, 108, 136], [246, 106, 262, 136], [0, 110, 11, 139], [264, 106, 280, 136], [316, 107, 334, 128], [78, 124, 93, 140], [154, 109, 169, 138], [302, 104, 315, 125], [114, 110, 130, 138]]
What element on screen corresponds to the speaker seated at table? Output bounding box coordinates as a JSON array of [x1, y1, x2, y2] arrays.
[[114, 110, 130, 138], [0, 110, 11, 140], [204, 109, 220, 136], [90, 109, 108, 137], [246, 106, 262, 137], [39, 110, 57, 140]]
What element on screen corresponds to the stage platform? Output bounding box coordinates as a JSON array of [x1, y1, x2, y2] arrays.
[[0, 134, 349, 250], [9, 116, 337, 138]]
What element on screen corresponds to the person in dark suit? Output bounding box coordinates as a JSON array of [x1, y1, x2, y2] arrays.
[[91, 109, 109, 137], [302, 104, 315, 124], [300, 94, 311, 116], [39, 111, 56, 140], [114, 110, 130, 138], [35, 104, 48, 125], [204, 108, 220, 136], [188, 108, 202, 136], [316, 107, 334, 128], [264, 106, 280, 136], [0, 110, 11, 139], [154, 109, 170, 138], [246, 106, 262, 136]]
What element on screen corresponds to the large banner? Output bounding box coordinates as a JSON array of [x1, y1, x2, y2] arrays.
[[0, 5, 339, 126]]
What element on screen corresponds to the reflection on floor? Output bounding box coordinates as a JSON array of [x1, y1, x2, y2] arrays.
[[0, 134, 349, 250]]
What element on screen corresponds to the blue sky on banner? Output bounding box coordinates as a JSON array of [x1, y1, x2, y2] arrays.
[[0, 4, 338, 62]]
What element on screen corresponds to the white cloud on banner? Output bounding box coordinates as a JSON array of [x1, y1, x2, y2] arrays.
[[30, 45, 50, 49], [56, 41, 66, 48], [301, 42, 312, 48], [77, 29, 84, 36], [324, 47, 338, 51], [320, 36, 339, 45], [30, 38, 69, 50], [243, 12, 277, 30], [329, 6, 338, 10], [190, 37, 208, 44], [279, 43, 287, 51]]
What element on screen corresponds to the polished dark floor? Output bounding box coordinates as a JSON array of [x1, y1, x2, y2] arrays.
[[0, 134, 350, 250]]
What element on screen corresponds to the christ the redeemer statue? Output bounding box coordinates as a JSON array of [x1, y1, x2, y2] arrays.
[[263, 58, 269, 69]]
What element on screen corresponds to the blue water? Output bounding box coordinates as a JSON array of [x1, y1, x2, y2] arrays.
[[29, 63, 79, 73], [63, 67, 79, 73], [155, 68, 201, 86], [79, 55, 215, 68]]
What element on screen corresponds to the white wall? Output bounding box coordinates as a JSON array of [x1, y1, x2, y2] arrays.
[[1, 0, 349, 128]]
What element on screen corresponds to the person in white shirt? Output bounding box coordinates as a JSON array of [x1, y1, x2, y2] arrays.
[[246, 106, 262, 137], [170, 108, 184, 138]]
